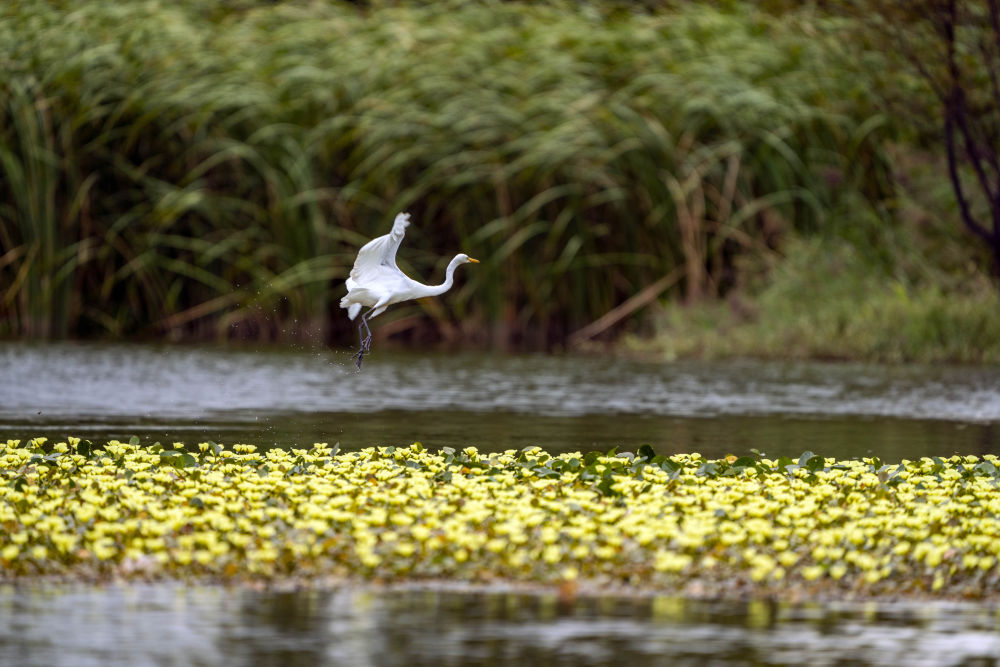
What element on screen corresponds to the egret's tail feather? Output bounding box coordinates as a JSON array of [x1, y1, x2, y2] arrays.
[[343, 301, 362, 320]]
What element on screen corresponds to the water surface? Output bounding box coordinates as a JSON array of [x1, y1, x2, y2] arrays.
[[4, 343, 1000, 665], [1, 342, 998, 459], [2, 583, 998, 667]]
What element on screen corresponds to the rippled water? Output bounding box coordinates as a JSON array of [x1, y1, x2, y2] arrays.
[[1, 342, 998, 459], [4, 342, 1000, 664], [2, 583, 999, 667]]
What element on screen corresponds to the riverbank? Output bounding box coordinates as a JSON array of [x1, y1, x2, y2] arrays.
[[4, 438, 1000, 600], [631, 237, 1000, 365]]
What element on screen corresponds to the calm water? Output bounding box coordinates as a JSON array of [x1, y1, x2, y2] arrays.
[[0, 342, 998, 459], [2, 583, 1000, 667], [3, 342, 1000, 665]]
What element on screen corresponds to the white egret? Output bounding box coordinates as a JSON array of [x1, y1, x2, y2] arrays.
[[340, 212, 479, 369]]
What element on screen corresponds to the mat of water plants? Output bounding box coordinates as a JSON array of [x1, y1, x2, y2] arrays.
[[3, 438, 999, 599]]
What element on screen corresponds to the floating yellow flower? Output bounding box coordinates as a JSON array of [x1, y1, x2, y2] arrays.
[[1, 438, 999, 598]]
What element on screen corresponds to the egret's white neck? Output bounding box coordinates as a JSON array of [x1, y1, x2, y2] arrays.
[[418, 255, 467, 298]]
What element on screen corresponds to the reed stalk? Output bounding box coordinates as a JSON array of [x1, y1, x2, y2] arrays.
[[0, 1, 893, 345]]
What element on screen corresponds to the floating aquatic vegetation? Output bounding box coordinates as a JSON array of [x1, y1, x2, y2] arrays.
[[2, 438, 999, 598]]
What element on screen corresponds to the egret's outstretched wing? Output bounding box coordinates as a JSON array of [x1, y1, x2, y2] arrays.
[[348, 212, 410, 286]]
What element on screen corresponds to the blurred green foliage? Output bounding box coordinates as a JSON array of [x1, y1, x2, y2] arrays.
[[0, 0, 987, 356], [645, 234, 1000, 363]]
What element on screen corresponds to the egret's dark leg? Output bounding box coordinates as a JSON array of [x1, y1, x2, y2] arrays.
[[360, 311, 373, 352], [352, 308, 375, 370]]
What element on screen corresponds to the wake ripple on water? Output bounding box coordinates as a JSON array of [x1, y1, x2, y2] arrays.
[[2, 343, 999, 422]]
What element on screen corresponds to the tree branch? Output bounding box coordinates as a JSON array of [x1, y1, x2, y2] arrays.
[[944, 101, 993, 243], [983, 0, 1000, 180], [944, 1, 1000, 239]]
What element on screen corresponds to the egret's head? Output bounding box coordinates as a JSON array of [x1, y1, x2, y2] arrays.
[[457, 254, 480, 264]]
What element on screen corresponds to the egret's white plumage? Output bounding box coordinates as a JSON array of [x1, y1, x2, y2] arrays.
[[340, 212, 478, 368]]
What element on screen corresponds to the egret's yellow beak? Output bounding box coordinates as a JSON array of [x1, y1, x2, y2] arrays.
[[468, 257, 480, 263]]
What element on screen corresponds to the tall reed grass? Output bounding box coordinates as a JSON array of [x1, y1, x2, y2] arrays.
[[0, 0, 891, 346]]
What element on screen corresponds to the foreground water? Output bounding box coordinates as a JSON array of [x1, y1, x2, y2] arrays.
[[1, 342, 998, 459], [3, 342, 1000, 665], [2, 583, 1000, 667]]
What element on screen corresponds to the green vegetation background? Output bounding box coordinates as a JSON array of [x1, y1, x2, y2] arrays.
[[1, 0, 998, 361]]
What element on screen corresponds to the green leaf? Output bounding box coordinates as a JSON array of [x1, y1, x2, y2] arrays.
[[158, 450, 196, 469], [802, 452, 825, 472], [76, 440, 94, 458], [533, 466, 560, 479], [975, 461, 997, 477], [637, 444, 656, 461], [660, 458, 682, 473], [595, 476, 621, 497], [129, 436, 140, 446], [695, 462, 719, 477]]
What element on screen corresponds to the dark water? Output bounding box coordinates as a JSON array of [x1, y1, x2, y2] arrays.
[[1, 341, 998, 459], [3, 342, 1000, 665], [1, 583, 999, 667]]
